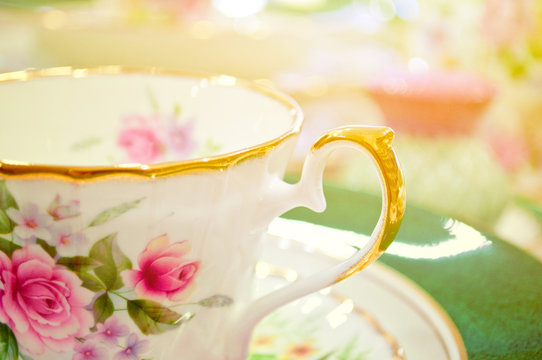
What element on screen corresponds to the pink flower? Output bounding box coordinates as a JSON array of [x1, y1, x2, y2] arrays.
[[487, 132, 529, 172], [481, 0, 534, 48], [48, 194, 81, 221], [117, 114, 164, 163], [122, 235, 198, 302], [93, 317, 129, 346], [73, 341, 108, 360], [0, 251, 11, 323], [165, 118, 196, 155], [49, 223, 88, 257], [114, 333, 149, 360], [6, 203, 53, 242], [0, 245, 94, 355]]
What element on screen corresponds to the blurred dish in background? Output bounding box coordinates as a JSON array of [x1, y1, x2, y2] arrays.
[[365, 70, 495, 136]]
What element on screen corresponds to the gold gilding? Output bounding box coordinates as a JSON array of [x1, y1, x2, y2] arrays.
[[0, 67, 303, 180], [312, 127, 405, 282]]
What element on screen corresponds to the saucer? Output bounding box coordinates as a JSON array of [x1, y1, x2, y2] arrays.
[[250, 258, 403, 360], [251, 224, 467, 359], [278, 184, 542, 359]]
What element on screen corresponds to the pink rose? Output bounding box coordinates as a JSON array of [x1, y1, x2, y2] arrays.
[[0, 245, 93, 355], [122, 235, 198, 302], [117, 115, 164, 163], [0, 251, 11, 323]]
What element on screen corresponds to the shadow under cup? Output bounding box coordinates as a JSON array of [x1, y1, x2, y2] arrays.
[[0, 68, 405, 360]]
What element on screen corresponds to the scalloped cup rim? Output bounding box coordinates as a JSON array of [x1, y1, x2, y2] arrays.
[[0, 66, 304, 178]]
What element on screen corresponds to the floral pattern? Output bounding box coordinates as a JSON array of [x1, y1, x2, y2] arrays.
[[73, 341, 108, 360], [92, 317, 129, 346], [70, 90, 223, 165], [6, 203, 52, 242], [116, 92, 197, 164], [122, 235, 199, 302], [0, 245, 93, 355], [113, 333, 150, 360], [0, 180, 233, 360], [247, 284, 378, 360]]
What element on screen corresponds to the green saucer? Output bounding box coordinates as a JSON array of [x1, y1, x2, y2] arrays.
[[282, 184, 542, 360]]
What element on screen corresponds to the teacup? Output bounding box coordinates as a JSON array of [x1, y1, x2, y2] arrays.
[[0, 67, 405, 360]]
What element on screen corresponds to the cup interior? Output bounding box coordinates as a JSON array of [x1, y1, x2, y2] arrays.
[[0, 69, 299, 166]]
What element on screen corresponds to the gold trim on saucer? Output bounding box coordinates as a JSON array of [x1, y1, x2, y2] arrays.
[[0, 66, 303, 180], [362, 267, 468, 360]]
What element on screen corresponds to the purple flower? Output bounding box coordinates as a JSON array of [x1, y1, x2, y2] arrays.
[[165, 118, 196, 155], [114, 333, 150, 360], [49, 222, 88, 256], [73, 341, 108, 360], [6, 203, 52, 242], [48, 194, 81, 220], [93, 317, 129, 346]]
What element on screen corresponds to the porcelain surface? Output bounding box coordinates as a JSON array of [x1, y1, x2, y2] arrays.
[[282, 184, 542, 360], [249, 260, 402, 360], [0, 69, 405, 360], [252, 229, 469, 360], [0, 70, 294, 166]]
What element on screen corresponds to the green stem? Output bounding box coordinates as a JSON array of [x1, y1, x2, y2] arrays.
[[170, 302, 199, 308], [110, 291, 130, 301]]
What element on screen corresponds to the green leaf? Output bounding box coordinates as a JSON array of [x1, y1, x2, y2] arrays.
[[78, 272, 106, 292], [0, 238, 21, 257], [173, 103, 182, 117], [315, 352, 335, 360], [146, 86, 160, 113], [88, 198, 144, 227], [88, 233, 132, 291], [93, 293, 114, 324], [57, 256, 101, 273], [94, 265, 124, 291], [0, 180, 17, 211], [36, 239, 56, 258], [198, 295, 233, 308], [0, 210, 13, 234], [19, 352, 33, 360], [70, 137, 102, 152], [248, 355, 277, 360], [0, 0, 93, 9], [58, 253, 106, 292], [0, 323, 19, 360], [127, 299, 188, 335], [334, 337, 368, 360]]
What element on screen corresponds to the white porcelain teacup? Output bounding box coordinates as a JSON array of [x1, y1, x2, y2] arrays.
[[0, 67, 405, 360]]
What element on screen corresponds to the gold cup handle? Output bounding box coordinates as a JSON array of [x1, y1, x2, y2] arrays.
[[307, 126, 406, 279], [227, 126, 406, 359]]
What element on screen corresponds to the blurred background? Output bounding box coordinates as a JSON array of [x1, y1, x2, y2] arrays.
[[1, 0, 541, 257]]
